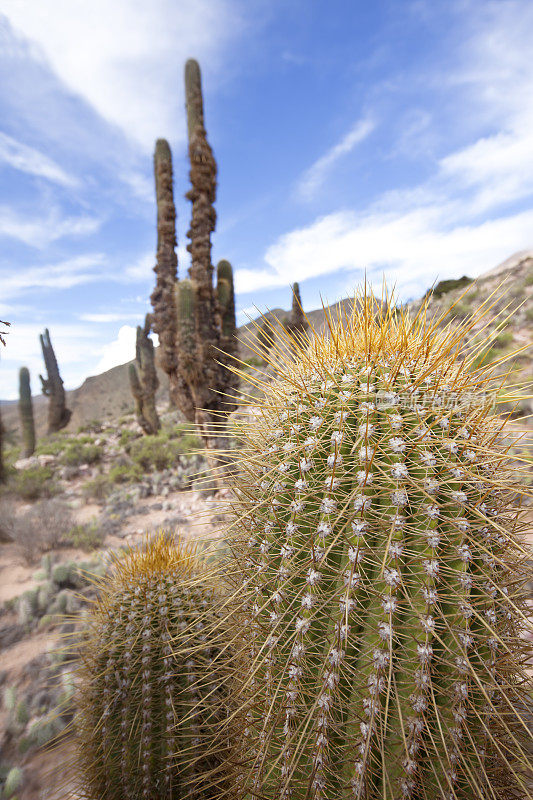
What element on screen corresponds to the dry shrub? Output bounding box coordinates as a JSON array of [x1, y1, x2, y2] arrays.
[[1, 498, 74, 564]]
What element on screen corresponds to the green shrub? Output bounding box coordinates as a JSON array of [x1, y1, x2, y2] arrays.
[[76, 419, 103, 434], [492, 330, 513, 349], [82, 473, 111, 502], [65, 521, 105, 551], [11, 466, 57, 500], [451, 301, 471, 318], [60, 442, 103, 467], [243, 355, 264, 368], [129, 431, 202, 470], [118, 428, 139, 449], [526, 307, 533, 322], [35, 433, 69, 457], [524, 271, 533, 286], [108, 462, 143, 484], [424, 274, 473, 299]]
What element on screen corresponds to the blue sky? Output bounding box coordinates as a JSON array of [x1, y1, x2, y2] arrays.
[[1, 0, 532, 400]]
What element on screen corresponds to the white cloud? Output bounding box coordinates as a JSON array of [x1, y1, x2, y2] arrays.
[[0, 131, 78, 187], [240, 205, 533, 298], [94, 325, 137, 374], [296, 117, 376, 201], [121, 252, 155, 283], [1, 0, 245, 150], [0, 206, 101, 248], [79, 312, 142, 323], [0, 253, 106, 299]]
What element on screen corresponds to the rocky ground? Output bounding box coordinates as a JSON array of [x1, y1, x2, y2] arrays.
[[1, 256, 533, 797], [0, 408, 228, 798]]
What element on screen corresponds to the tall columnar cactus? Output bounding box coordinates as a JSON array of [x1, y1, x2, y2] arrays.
[[224, 289, 532, 800], [176, 59, 239, 458], [285, 282, 309, 345], [0, 320, 8, 483], [39, 328, 71, 434], [150, 139, 194, 417], [129, 314, 160, 435], [18, 366, 35, 457], [72, 533, 232, 800]]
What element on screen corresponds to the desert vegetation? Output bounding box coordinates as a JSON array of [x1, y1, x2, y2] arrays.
[[0, 57, 532, 800]]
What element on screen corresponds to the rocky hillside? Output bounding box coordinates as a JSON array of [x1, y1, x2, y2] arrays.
[[2, 251, 532, 443]]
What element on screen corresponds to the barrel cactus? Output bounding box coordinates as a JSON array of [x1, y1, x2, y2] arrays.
[[72, 533, 232, 800], [224, 291, 532, 799]]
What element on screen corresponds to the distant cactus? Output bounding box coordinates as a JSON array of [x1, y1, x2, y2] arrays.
[[129, 314, 160, 435], [0, 319, 9, 483], [148, 63, 239, 468], [72, 533, 232, 800], [224, 289, 532, 800], [39, 328, 71, 434], [150, 139, 194, 417], [283, 282, 309, 348], [18, 366, 35, 457]]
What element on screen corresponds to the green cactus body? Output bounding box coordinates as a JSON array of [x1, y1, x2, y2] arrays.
[[226, 294, 531, 800], [129, 315, 160, 435], [18, 366, 35, 457], [73, 534, 231, 800]]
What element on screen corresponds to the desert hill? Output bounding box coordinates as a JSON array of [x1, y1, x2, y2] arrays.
[[2, 251, 532, 442]]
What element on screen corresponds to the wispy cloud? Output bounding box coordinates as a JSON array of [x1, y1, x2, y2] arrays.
[[295, 116, 376, 201], [1, 253, 106, 298], [0, 206, 101, 248], [0, 131, 78, 187], [1, 0, 246, 150], [79, 312, 142, 323]]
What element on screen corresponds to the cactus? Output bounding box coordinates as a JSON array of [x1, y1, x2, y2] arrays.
[[223, 289, 532, 800], [150, 139, 194, 417], [18, 366, 35, 457], [39, 328, 71, 434], [72, 533, 232, 800], [149, 63, 239, 466], [0, 319, 9, 483], [129, 314, 160, 435], [177, 60, 239, 465], [284, 282, 309, 346]]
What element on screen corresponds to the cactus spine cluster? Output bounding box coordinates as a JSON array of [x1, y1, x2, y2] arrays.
[[129, 314, 160, 435], [39, 328, 71, 434], [18, 367, 35, 457], [72, 533, 232, 800], [224, 290, 532, 800]]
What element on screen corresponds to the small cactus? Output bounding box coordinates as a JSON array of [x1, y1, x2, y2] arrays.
[[39, 328, 71, 434], [223, 288, 532, 799], [129, 314, 160, 435], [18, 366, 35, 457], [71, 533, 232, 800]]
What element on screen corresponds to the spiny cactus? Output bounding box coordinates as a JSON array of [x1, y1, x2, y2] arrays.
[[151, 139, 195, 417], [39, 328, 71, 434], [223, 288, 532, 800], [129, 314, 160, 435], [149, 63, 239, 465], [18, 366, 35, 457], [71, 533, 232, 800], [175, 59, 238, 462]]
